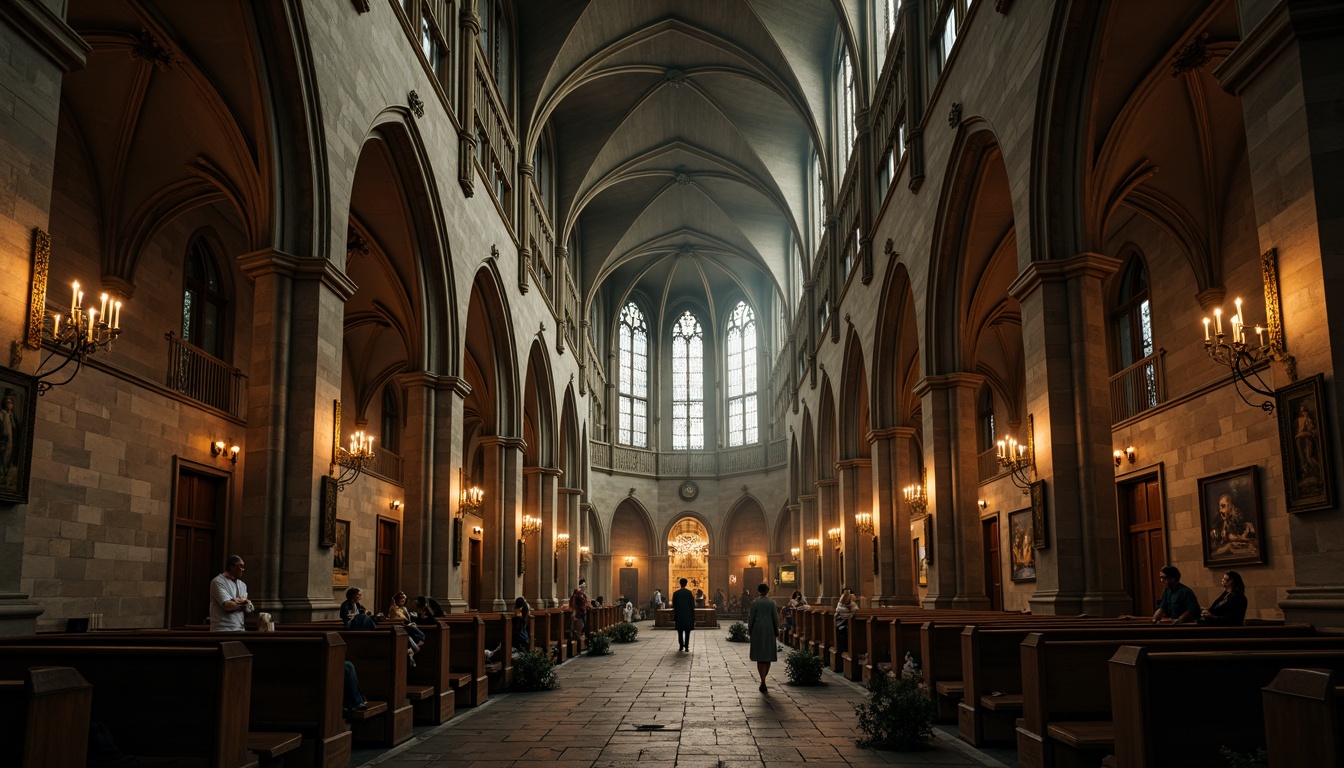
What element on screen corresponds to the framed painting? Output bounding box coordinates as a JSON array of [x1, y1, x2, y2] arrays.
[[1198, 466, 1265, 567], [319, 475, 338, 547], [912, 536, 927, 587], [0, 366, 38, 505], [1276, 373, 1334, 513], [1030, 480, 1048, 549], [776, 564, 797, 586], [332, 519, 350, 587], [1009, 509, 1036, 581]]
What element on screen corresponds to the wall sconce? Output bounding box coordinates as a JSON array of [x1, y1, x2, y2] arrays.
[[1113, 446, 1136, 467], [555, 533, 569, 551], [827, 527, 843, 547], [995, 414, 1035, 494], [854, 513, 874, 537], [554, 533, 569, 583], [579, 545, 591, 564], [34, 280, 125, 395], [977, 499, 988, 510], [472, 526, 483, 536], [624, 556, 635, 568], [806, 538, 822, 584], [334, 430, 375, 490], [520, 514, 542, 540], [389, 500, 402, 511], [903, 467, 928, 516], [748, 555, 759, 568], [210, 440, 240, 465], [1201, 266, 1292, 414], [790, 546, 800, 562], [459, 468, 483, 516]]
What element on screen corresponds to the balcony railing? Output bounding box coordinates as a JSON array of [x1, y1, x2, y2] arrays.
[[365, 448, 405, 486], [590, 438, 788, 478], [978, 447, 1003, 483], [165, 333, 247, 418], [1109, 350, 1166, 423]]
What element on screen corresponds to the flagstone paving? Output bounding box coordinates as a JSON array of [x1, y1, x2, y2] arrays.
[[360, 622, 1010, 768]]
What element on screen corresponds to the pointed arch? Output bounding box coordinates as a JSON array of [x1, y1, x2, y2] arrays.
[[837, 328, 870, 460]]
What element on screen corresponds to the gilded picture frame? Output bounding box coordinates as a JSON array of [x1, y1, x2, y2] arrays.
[[0, 366, 38, 505], [1009, 509, 1036, 582], [1275, 373, 1334, 513], [1198, 466, 1265, 567], [332, 519, 350, 587]]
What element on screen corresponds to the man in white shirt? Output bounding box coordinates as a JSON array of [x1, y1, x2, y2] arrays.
[[210, 555, 254, 631]]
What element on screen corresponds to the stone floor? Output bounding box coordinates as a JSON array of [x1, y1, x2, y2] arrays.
[[357, 623, 1011, 768]]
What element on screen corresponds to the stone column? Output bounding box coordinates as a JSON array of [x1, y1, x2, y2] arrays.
[[396, 372, 468, 603], [1218, 0, 1344, 628], [0, 3, 87, 636], [870, 427, 919, 605], [916, 373, 989, 610], [1009, 254, 1129, 616], [577, 500, 593, 589], [837, 458, 874, 598], [798, 493, 819, 598], [480, 435, 525, 611], [816, 479, 839, 601], [538, 466, 560, 605]]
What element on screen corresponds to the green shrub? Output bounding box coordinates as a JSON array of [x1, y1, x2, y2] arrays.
[[784, 648, 824, 685], [511, 648, 558, 691], [727, 621, 749, 642], [586, 632, 613, 656], [854, 671, 935, 750], [1219, 747, 1268, 768], [607, 621, 639, 643]]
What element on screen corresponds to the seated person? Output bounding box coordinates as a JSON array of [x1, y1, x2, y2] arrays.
[[343, 661, 369, 718], [1152, 565, 1200, 625], [694, 589, 706, 608], [1200, 571, 1248, 626], [388, 590, 424, 666], [414, 594, 445, 621], [513, 596, 532, 652], [343, 587, 378, 630]]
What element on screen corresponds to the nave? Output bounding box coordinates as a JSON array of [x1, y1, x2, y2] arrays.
[[359, 624, 998, 768]]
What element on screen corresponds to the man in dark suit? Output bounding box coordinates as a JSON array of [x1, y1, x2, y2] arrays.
[[672, 577, 696, 652]]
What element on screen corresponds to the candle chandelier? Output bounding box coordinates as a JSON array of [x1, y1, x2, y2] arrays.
[[1201, 296, 1290, 413], [903, 468, 928, 516], [335, 430, 376, 490], [995, 415, 1034, 494], [35, 280, 125, 395]]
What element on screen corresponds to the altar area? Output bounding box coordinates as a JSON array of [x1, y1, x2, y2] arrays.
[[654, 608, 719, 628]]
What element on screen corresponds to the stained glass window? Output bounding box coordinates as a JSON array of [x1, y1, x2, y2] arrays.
[[618, 303, 648, 447], [726, 301, 758, 446], [672, 311, 704, 450]]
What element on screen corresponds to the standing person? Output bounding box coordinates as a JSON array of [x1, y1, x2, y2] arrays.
[[623, 598, 635, 623], [748, 583, 780, 693], [1200, 571, 1249, 626], [739, 587, 751, 615], [513, 596, 532, 652], [714, 588, 726, 614], [1152, 565, 1200, 625], [834, 588, 856, 653], [672, 577, 696, 652], [209, 555, 254, 632], [570, 579, 590, 641], [652, 588, 664, 613]]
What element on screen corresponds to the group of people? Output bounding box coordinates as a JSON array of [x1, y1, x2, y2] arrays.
[[1152, 565, 1249, 625]]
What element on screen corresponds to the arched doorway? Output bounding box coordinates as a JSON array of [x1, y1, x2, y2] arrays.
[[667, 517, 710, 599]]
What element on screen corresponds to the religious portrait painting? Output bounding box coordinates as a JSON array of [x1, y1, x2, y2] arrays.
[[1198, 466, 1265, 567], [913, 536, 927, 587], [1008, 509, 1036, 581], [0, 367, 37, 505], [1276, 373, 1334, 513], [333, 519, 350, 587]]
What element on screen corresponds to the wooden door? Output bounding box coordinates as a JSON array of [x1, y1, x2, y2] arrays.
[[469, 537, 483, 610], [619, 568, 639, 611], [1121, 476, 1165, 615], [982, 517, 1002, 611], [171, 469, 225, 627], [374, 517, 399, 612]]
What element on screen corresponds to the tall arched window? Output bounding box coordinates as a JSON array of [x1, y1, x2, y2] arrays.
[[977, 384, 994, 453], [477, 0, 512, 108], [812, 151, 825, 253], [726, 301, 758, 446], [1111, 254, 1161, 418], [382, 385, 401, 456], [671, 311, 704, 450], [838, 47, 855, 164], [182, 237, 227, 358], [618, 302, 649, 447]]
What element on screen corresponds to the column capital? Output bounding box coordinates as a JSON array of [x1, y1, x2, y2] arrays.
[[835, 458, 871, 470], [238, 248, 360, 300], [816, 478, 839, 488], [524, 466, 564, 477], [798, 493, 817, 503], [913, 372, 984, 398], [480, 435, 527, 452], [1007, 252, 1122, 302], [867, 426, 917, 443]]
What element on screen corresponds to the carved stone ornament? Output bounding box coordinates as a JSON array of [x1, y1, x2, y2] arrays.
[[408, 90, 425, 118], [678, 480, 699, 501], [883, 238, 894, 255], [130, 28, 175, 70], [674, 167, 693, 186], [948, 102, 963, 128], [1170, 32, 1211, 77], [490, 244, 499, 259], [351, 0, 371, 12], [346, 227, 370, 261], [664, 69, 688, 87], [994, 0, 1014, 13]]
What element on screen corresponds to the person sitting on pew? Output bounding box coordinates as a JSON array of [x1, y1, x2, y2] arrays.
[[343, 660, 370, 718], [388, 590, 425, 666], [513, 596, 532, 653], [835, 588, 857, 652], [209, 554, 254, 632], [1199, 570, 1248, 626], [1152, 565, 1200, 625], [343, 587, 379, 630], [414, 595, 444, 621]]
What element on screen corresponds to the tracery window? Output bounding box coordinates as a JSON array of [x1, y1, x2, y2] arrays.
[[182, 237, 227, 358], [477, 0, 512, 108], [977, 384, 994, 453], [838, 47, 856, 163], [1113, 256, 1154, 370], [671, 311, 704, 450], [382, 386, 401, 456], [618, 303, 649, 447], [726, 301, 758, 447], [812, 151, 825, 254]]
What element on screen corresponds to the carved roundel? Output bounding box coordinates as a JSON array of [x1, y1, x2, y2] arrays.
[[678, 480, 699, 501]]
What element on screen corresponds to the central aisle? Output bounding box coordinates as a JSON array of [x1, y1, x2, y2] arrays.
[[364, 622, 1007, 767]]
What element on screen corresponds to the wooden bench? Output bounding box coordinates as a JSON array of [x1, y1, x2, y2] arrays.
[[1112, 647, 1344, 767], [0, 666, 92, 768], [0, 643, 255, 768], [1263, 667, 1344, 767], [439, 614, 489, 706], [1, 630, 352, 768]]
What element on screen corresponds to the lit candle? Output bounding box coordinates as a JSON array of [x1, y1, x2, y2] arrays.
[[112, 301, 122, 330], [77, 290, 84, 312], [53, 313, 61, 338], [87, 308, 96, 341], [996, 440, 1005, 459], [71, 282, 79, 312], [99, 293, 108, 324], [1255, 325, 1264, 347], [1203, 317, 1210, 342], [1214, 308, 1222, 335], [1234, 297, 1243, 324]]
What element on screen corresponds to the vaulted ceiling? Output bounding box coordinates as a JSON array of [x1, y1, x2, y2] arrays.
[[517, 0, 856, 333]]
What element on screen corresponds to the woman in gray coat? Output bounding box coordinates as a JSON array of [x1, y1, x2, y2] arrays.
[[747, 582, 780, 692]]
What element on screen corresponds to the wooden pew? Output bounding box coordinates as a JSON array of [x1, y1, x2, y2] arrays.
[[0, 666, 92, 768], [478, 611, 513, 688], [439, 614, 489, 706], [0, 643, 254, 768], [1016, 632, 1338, 768], [1262, 667, 1344, 767], [405, 621, 455, 724], [1111, 647, 1344, 767]]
